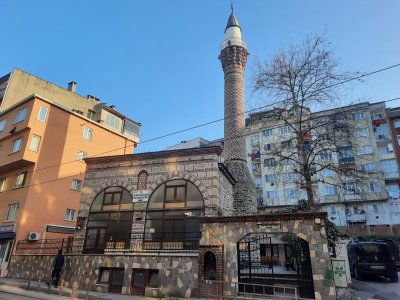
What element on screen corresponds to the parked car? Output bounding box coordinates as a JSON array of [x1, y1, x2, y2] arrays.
[[372, 239, 400, 270], [347, 241, 398, 282]]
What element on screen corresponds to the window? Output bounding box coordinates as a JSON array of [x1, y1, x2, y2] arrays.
[[338, 146, 354, 158], [145, 179, 203, 246], [84, 187, 133, 253], [266, 191, 277, 199], [263, 143, 274, 152], [281, 140, 291, 148], [0, 119, 6, 131], [0, 178, 5, 192], [71, 179, 82, 191], [378, 146, 389, 156], [65, 209, 76, 221], [387, 184, 400, 200], [380, 160, 397, 173], [284, 189, 298, 199], [11, 137, 23, 153], [351, 112, 366, 121], [284, 172, 295, 181], [361, 163, 376, 172], [255, 178, 262, 187], [83, 126, 92, 140], [28, 135, 41, 152], [264, 158, 276, 167], [371, 113, 384, 120], [5, 204, 18, 222], [265, 174, 276, 183], [15, 108, 27, 123], [394, 119, 400, 129], [365, 183, 380, 192], [77, 151, 87, 161], [397, 135, 400, 146], [319, 150, 332, 160], [123, 120, 140, 137], [263, 129, 272, 137], [14, 172, 26, 189], [391, 203, 400, 212], [280, 125, 292, 134], [87, 110, 96, 120], [343, 182, 360, 193], [354, 128, 369, 137], [359, 145, 373, 155], [37, 106, 48, 122], [137, 171, 148, 189], [372, 204, 379, 213], [106, 114, 119, 129], [98, 268, 124, 292], [324, 186, 338, 196], [329, 206, 337, 215]]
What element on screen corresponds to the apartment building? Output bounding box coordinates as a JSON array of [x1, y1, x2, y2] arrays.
[[246, 102, 400, 235], [0, 70, 140, 275]]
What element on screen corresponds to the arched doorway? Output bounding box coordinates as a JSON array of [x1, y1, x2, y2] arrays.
[[237, 233, 315, 299], [83, 186, 134, 253]]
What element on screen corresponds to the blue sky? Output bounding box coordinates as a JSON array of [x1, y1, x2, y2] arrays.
[[1, 0, 400, 153]]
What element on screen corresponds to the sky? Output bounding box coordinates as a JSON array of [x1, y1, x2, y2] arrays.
[[1, 0, 400, 153]]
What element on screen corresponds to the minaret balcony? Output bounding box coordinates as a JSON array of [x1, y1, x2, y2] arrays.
[[221, 38, 247, 50]]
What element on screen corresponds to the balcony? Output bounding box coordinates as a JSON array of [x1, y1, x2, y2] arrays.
[[383, 171, 400, 179], [252, 167, 262, 176], [347, 214, 366, 223], [343, 194, 362, 202], [375, 134, 391, 144], [338, 157, 355, 164]]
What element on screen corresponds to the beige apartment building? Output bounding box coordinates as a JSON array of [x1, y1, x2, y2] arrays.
[[0, 69, 140, 275]]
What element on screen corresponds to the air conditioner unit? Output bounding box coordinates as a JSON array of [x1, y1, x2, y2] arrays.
[[28, 232, 40, 241]]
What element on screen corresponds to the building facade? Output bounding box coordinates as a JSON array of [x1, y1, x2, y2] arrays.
[[0, 70, 140, 275], [246, 101, 400, 234]]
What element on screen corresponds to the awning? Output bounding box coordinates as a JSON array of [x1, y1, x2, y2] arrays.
[[0, 233, 16, 240]]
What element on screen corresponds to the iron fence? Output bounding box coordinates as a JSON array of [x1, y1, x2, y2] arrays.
[[15, 237, 73, 255], [15, 232, 201, 255]]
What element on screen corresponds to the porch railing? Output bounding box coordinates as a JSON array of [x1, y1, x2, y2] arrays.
[[15, 232, 201, 255], [15, 237, 73, 255]]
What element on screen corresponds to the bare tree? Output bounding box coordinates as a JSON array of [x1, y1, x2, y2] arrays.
[[250, 36, 374, 209]]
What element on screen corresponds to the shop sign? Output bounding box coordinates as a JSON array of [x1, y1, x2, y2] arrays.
[[0, 224, 15, 233]]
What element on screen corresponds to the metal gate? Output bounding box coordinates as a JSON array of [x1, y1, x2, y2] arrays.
[[293, 237, 315, 298], [237, 233, 315, 299]]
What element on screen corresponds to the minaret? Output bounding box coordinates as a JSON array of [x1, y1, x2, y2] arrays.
[[220, 6, 257, 215]]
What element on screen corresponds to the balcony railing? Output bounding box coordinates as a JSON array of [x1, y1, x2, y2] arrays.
[[15, 232, 201, 255], [346, 214, 366, 223], [338, 157, 355, 164], [15, 238, 73, 255]]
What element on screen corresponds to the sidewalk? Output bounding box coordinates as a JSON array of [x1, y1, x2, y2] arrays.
[[0, 277, 158, 299]]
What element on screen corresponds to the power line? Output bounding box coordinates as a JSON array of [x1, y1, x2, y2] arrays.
[[1, 96, 400, 195], [20, 63, 400, 176]]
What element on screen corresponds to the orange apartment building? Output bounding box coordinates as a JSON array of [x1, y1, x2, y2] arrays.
[[0, 69, 140, 275]]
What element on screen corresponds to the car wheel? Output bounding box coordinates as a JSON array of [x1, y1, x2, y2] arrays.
[[355, 267, 363, 280], [390, 273, 398, 283]]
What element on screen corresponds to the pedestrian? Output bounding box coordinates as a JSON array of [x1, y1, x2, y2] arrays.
[[47, 249, 64, 288]]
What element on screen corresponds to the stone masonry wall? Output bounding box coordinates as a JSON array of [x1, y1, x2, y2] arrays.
[[9, 254, 198, 298], [74, 151, 234, 248], [218, 169, 234, 216], [201, 214, 336, 300]]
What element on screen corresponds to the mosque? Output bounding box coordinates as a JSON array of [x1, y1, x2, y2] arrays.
[[8, 7, 339, 300]]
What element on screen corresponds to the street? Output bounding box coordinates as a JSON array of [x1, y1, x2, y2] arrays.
[[351, 272, 400, 300], [0, 285, 71, 300]]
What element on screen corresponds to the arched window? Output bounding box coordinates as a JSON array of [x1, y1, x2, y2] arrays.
[[204, 251, 217, 280], [144, 179, 203, 249], [137, 170, 148, 190], [84, 186, 133, 253]]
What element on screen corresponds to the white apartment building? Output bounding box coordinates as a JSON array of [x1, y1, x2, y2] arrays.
[[246, 102, 400, 234]]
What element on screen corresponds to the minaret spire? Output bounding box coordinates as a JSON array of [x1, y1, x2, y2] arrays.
[[220, 6, 257, 215]]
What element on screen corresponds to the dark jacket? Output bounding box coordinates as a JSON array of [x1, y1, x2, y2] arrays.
[[53, 254, 64, 269]]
